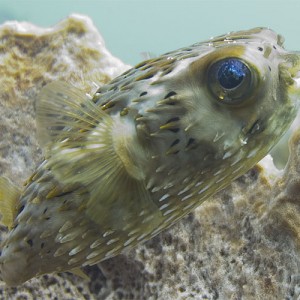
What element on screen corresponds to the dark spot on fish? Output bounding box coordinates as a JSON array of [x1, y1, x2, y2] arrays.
[[161, 68, 173, 76], [43, 208, 48, 214], [186, 138, 197, 149], [107, 85, 118, 92], [41, 242, 45, 249], [135, 61, 147, 69], [165, 116, 180, 132], [18, 205, 25, 215], [120, 83, 131, 91], [27, 239, 33, 247], [140, 64, 153, 71], [164, 91, 177, 99], [247, 119, 264, 135], [163, 91, 177, 105], [135, 71, 156, 81], [57, 191, 75, 197], [268, 66, 272, 71], [121, 68, 132, 77], [102, 101, 116, 110], [273, 45, 277, 50], [170, 139, 180, 147], [140, 91, 147, 97], [166, 116, 180, 123], [45, 217, 51, 221], [257, 47, 263, 52]]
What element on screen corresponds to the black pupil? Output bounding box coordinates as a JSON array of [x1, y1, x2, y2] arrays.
[[217, 59, 248, 89]]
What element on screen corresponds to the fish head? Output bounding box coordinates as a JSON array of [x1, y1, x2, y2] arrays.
[[185, 28, 300, 167], [143, 28, 300, 194]]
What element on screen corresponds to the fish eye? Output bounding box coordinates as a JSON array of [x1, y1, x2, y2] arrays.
[[207, 58, 256, 105]]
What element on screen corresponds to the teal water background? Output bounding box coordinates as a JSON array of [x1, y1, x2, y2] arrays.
[[0, 0, 299, 65]]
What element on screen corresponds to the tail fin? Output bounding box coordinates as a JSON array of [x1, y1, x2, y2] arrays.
[[0, 177, 21, 229]]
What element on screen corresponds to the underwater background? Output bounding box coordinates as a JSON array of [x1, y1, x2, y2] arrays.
[[1, 0, 300, 65], [2, 1, 300, 299]]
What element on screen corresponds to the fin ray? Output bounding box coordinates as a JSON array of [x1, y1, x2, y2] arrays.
[[0, 177, 21, 229], [36, 81, 109, 150], [37, 81, 158, 228]]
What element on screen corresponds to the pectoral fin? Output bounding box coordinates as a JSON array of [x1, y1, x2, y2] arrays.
[[35, 81, 157, 228], [36, 81, 111, 151], [35, 81, 126, 188]]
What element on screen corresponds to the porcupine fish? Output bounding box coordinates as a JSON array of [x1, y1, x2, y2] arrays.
[[0, 27, 300, 286]]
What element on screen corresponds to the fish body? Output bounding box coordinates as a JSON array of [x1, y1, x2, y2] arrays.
[[1, 27, 300, 286]]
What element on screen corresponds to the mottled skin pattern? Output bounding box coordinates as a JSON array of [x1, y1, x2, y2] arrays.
[[1, 27, 300, 286]]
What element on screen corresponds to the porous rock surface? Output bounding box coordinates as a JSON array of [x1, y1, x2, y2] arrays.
[[1, 14, 300, 300]]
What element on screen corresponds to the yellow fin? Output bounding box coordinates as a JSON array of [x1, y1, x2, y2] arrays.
[[36, 81, 158, 228], [36, 81, 119, 187], [67, 268, 90, 281], [0, 177, 21, 229], [36, 81, 110, 151]]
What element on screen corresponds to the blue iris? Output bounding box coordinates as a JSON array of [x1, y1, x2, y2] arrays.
[[217, 59, 248, 89]]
